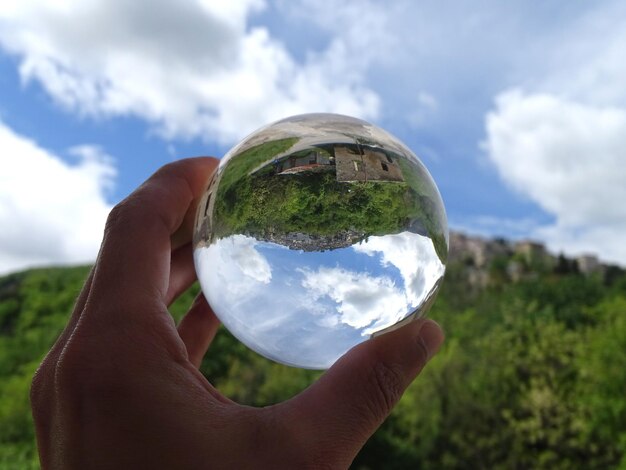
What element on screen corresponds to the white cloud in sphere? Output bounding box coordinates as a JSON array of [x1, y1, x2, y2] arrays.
[[0, 121, 114, 274], [484, 89, 626, 264], [0, 0, 379, 145], [354, 232, 445, 307], [300, 266, 409, 335], [215, 234, 272, 285]]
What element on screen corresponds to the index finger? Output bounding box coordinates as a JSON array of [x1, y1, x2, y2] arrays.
[[88, 157, 218, 320]]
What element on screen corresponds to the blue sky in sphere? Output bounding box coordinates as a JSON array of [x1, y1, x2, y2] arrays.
[[194, 231, 444, 368], [1, 0, 626, 274]]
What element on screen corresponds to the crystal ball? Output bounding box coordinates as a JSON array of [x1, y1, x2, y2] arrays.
[[193, 113, 448, 369]]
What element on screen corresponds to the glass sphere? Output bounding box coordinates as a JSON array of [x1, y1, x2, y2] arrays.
[[193, 113, 448, 369]]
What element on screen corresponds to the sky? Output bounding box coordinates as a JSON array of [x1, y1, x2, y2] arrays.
[[195, 231, 444, 368], [1, 0, 626, 274]]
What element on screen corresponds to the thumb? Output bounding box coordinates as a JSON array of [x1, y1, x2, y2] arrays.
[[283, 319, 444, 466]]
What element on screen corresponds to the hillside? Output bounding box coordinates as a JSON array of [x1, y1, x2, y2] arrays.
[[1, 233, 625, 469]]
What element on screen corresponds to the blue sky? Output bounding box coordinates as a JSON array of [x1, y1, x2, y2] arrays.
[[195, 231, 444, 368], [1, 0, 626, 274]]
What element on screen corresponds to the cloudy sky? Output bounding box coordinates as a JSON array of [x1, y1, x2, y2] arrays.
[[195, 231, 444, 368], [1, 0, 626, 274]]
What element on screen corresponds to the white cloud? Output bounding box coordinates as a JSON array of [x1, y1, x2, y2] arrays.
[[354, 232, 445, 307], [477, 2, 626, 265], [195, 235, 273, 317], [193, 232, 445, 367], [0, 0, 379, 145], [194, 238, 372, 368], [0, 121, 114, 274], [483, 90, 626, 264], [276, 0, 400, 67], [300, 266, 408, 335], [197, 232, 446, 347], [3, 0, 626, 268], [216, 234, 272, 284], [3, 0, 618, 141], [2, 1, 624, 143]]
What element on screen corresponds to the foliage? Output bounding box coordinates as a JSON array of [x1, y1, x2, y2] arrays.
[[1, 255, 626, 468], [215, 169, 425, 239], [0, 266, 90, 469], [211, 140, 448, 262], [215, 137, 299, 204]]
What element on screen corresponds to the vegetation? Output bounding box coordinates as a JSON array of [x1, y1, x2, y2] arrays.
[[215, 169, 421, 237], [1, 248, 626, 468], [215, 137, 299, 203], [0, 266, 90, 469], [213, 147, 447, 261], [395, 156, 448, 262]]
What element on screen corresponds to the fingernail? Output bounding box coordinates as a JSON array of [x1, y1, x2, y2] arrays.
[[417, 320, 444, 360]]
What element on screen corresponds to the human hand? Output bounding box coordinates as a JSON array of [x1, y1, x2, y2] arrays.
[[31, 157, 444, 469]]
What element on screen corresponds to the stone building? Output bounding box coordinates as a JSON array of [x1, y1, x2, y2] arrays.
[[274, 149, 333, 174], [577, 254, 607, 277], [334, 145, 404, 182], [515, 240, 549, 265], [448, 232, 511, 268]]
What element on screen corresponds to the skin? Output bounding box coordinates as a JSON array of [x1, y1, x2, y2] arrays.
[[30, 157, 445, 469]]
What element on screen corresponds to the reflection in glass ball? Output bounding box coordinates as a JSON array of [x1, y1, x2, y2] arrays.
[[193, 113, 448, 369]]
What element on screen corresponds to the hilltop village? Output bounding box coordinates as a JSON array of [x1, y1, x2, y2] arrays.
[[448, 231, 621, 287], [272, 144, 405, 183]]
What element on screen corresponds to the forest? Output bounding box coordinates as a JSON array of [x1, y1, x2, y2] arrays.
[[0, 240, 625, 469]]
